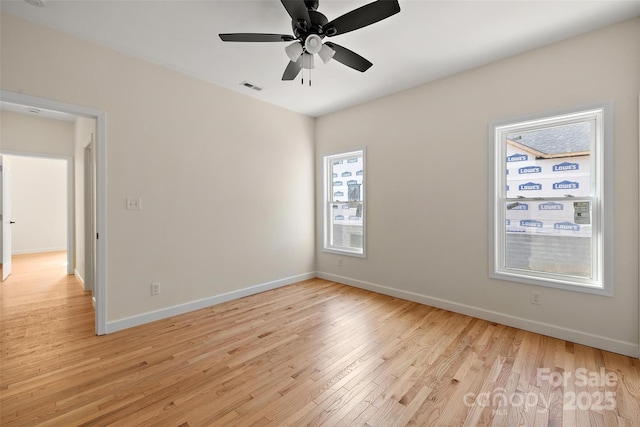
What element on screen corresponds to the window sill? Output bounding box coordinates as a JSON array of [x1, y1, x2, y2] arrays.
[[491, 270, 612, 296], [322, 247, 366, 258]]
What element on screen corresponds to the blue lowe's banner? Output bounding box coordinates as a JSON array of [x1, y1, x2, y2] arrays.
[[552, 180, 579, 190], [506, 201, 590, 237], [518, 166, 542, 174], [504, 138, 591, 235], [519, 182, 542, 191], [539, 202, 563, 210], [511, 203, 529, 211], [505, 143, 590, 198], [507, 153, 528, 162], [552, 162, 579, 172], [331, 153, 363, 224], [554, 222, 580, 232], [520, 220, 543, 228]]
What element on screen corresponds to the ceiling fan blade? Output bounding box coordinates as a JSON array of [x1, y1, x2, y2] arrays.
[[219, 33, 296, 42], [281, 0, 311, 28], [323, 0, 400, 37], [282, 58, 303, 80], [324, 42, 372, 72]]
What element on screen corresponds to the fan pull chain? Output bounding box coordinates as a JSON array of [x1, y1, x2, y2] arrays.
[[299, 62, 311, 86]]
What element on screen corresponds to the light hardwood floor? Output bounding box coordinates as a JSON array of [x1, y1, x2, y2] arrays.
[[1, 252, 639, 426]]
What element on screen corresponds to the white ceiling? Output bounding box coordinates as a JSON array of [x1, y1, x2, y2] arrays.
[[2, 0, 639, 117]]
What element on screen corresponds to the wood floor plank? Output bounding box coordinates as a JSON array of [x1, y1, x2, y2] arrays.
[[2, 252, 639, 426]]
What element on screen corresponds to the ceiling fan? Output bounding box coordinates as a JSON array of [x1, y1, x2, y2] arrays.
[[219, 0, 401, 82]]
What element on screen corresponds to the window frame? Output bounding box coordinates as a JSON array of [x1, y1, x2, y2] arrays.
[[489, 103, 613, 295], [323, 149, 366, 258]]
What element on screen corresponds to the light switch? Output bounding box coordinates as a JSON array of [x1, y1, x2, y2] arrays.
[[126, 197, 142, 210]]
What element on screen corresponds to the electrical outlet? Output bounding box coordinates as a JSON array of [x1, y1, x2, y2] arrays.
[[337, 258, 343, 267], [126, 197, 142, 210], [151, 282, 160, 296], [531, 291, 541, 305]]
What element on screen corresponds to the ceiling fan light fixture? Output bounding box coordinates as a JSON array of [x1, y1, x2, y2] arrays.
[[318, 44, 335, 64], [304, 34, 323, 55], [302, 53, 315, 69], [285, 42, 303, 61]]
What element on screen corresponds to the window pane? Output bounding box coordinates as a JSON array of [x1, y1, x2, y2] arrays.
[[505, 200, 592, 278], [325, 151, 364, 255], [502, 119, 594, 280], [331, 157, 363, 202], [331, 202, 363, 249], [505, 121, 592, 198]]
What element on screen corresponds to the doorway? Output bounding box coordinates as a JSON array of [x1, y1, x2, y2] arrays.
[[0, 154, 72, 273], [0, 90, 106, 335]]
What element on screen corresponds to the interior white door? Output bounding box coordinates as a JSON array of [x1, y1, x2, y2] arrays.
[[1, 155, 13, 281]]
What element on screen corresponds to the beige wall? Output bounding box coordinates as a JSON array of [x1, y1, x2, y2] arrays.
[[0, 110, 74, 156], [316, 18, 640, 356], [6, 155, 67, 254], [1, 13, 316, 324]]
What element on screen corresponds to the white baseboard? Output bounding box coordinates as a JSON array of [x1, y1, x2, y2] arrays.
[[317, 272, 639, 358], [74, 269, 85, 285], [103, 270, 638, 358], [105, 272, 316, 334], [13, 247, 67, 255]]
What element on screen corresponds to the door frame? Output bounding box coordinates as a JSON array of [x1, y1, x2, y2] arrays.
[[84, 140, 96, 296], [1, 90, 107, 335], [1, 155, 13, 281]]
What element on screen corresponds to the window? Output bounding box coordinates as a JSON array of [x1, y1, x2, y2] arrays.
[[323, 150, 365, 257], [490, 104, 612, 294]]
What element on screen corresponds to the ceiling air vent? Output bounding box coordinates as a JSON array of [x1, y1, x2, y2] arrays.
[[240, 81, 263, 92]]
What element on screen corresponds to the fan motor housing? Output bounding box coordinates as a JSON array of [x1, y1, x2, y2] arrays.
[[292, 10, 328, 40]]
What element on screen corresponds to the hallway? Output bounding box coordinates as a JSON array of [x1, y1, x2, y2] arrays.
[[0, 251, 95, 379]]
